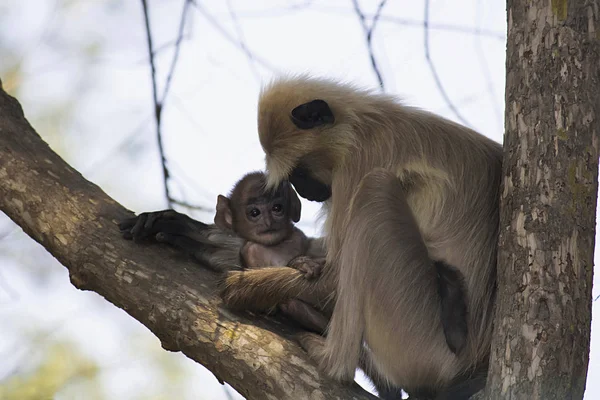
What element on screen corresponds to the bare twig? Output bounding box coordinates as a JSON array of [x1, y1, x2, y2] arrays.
[[140, 0, 172, 206], [318, 8, 506, 41], [151, 35, 192, 58], [423, 0, 471, 127], [232, 5, 505, 42], [351, 0, 388, 91], [84, 115, 152, 176], [226, 0, 262, 82], [168, 157, 217, 202], [217, 1, 314, 19], [382, 14, 505, 41], [433, 92, 481, 116], [140, 0, 205, 210], [162, 0, 192, 103], [190, 0, 278, 73]]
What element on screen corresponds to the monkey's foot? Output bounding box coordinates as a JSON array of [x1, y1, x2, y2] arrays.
[[288, 256, 324, 280], [296, 333, 356, 384], [297, 332, 355, 383], [297, 332, 326, 357]]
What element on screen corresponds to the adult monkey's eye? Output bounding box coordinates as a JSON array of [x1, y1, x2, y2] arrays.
[[249, 209, 261, 218], [272, 204, 283, 213]]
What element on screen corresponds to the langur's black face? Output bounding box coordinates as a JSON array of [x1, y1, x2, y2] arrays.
[[233, 182, 297, 246], [286, 99, 334, 202], [289, 164, 332, 202]]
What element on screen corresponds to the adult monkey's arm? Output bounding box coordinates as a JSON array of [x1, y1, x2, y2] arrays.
[[0, 79, 376, 400]]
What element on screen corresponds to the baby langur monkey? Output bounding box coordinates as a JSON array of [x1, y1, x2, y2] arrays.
[[118, 171, 329, 332], [214, 171, 324, 279], [215, 172, 330, 334]]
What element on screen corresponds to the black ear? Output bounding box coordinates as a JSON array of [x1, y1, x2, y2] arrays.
[[290, 99, 335, 130]]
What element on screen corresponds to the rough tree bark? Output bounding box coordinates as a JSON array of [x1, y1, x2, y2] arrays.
[[487, 1, 599, 399], [0, 79, 377, 400]]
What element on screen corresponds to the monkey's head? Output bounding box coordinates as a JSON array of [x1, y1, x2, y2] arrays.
[[257, 76, 373, 202], [214, 172, 301, 246]]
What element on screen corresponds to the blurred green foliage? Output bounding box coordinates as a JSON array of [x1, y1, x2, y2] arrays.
[[0, 340, 104, 400]]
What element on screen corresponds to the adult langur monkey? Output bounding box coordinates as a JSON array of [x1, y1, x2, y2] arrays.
[[218, 76, 502, 399]]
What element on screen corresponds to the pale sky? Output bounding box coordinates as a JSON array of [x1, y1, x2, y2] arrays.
[[0, 1, 598, 399]]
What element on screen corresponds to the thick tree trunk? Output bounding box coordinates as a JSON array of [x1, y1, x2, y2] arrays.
[[0, 79, 377, 400], [487, 1, 600, 399]]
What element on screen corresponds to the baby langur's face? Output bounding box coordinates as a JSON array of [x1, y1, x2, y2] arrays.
[[234, 183, 294, 246]]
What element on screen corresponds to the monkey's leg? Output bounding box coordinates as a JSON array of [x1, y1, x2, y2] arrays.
[[297, 333, 406, 399], [301, 169, 453, 390], [279, 299, 329, 334], [435, 261, 468, 355]]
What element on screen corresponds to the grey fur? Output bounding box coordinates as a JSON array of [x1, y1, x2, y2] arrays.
[[223, 76, 502, 398]]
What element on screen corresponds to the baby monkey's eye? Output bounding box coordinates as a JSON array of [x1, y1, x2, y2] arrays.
[[249, 208, 261, 218], [272, 204, 283, 213]]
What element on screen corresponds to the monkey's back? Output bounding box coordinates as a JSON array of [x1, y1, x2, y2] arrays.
[[407, 110, 502, 368], [328, 103, 502, 386]]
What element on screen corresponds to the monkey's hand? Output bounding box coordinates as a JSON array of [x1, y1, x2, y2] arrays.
[[119, 209, 209, 243], [120, 210, 244, 272], [288, 256, 324, 280]]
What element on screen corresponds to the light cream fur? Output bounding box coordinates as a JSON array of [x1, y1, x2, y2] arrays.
[[224, 75, 502, 396]]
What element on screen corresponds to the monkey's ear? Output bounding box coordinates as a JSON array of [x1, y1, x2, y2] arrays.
[[215, 195, 233, 230], [290, 99, 335, 130], [285, 182, 302, 223]]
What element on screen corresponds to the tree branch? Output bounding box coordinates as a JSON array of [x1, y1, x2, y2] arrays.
[[0, 80, 376, 400]]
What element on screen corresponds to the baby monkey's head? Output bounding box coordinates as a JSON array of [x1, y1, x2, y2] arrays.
[[214, 172, 301, 246]]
